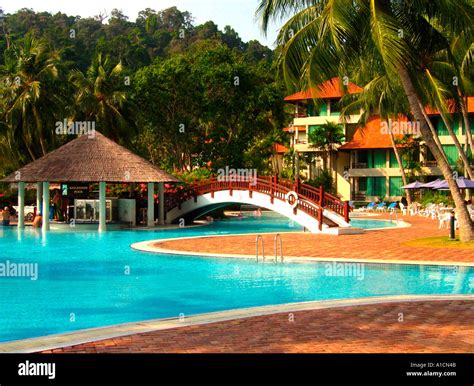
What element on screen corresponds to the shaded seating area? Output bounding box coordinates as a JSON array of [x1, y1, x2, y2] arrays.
[[1, 132, 180, 231]]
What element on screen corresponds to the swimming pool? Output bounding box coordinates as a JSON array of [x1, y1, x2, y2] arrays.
[[0, 215, 471, 343]]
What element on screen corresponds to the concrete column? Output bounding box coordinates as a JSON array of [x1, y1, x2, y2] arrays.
[[158, 182, 165, 226], [36, 182, 43, 215], [17, 181, 25, 228], [42, 181, 50, 231], [147, 182, 155, 227], [98, 182, 107, 232]]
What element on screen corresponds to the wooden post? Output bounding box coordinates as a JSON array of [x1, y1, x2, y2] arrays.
[[158, 182, 165, 225], [319, 185, 325, 207], [270, 175, 275, 204], [147, 182, 155, 227], [344, 201, 350, 223]]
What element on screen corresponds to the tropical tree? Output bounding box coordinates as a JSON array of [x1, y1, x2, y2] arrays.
[[258, 0, 474, 241], [69, 53, 135, 143], [0, 33, 66, 165], [307, 121, 344, 172]]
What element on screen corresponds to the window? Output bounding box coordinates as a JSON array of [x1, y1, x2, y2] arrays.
[[389, 150, 411, 168], [358, 177, 367, 192], [462, 116, 474, 135], [307, 103, 316, 117], [329, 99, 341, 116], [442, 145, 459, 166], [367, 177, 386, 197], [389, 177, 404, 196], [372, 150, 387, 168], [435, 117, 449, 136], [426, 147, 436, 161]]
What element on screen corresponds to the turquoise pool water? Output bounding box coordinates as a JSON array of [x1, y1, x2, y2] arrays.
[[0, 215, 472, 343], [350, 218, 399, 229]]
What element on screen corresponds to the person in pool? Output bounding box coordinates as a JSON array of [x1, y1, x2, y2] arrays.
[[33, 213, 43, 228], [1, 206, 10, 226]]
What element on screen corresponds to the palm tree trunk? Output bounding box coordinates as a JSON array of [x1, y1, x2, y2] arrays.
[[398, 65, 474, 242], [419, 103, 449, 165], [388, 131, 411, 204], [438, 112, 473, 179], [458, 91, 474, 156]]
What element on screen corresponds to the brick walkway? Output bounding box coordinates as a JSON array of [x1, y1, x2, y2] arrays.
[[42, 300, 474, 353], [156, 214, 474, 263]]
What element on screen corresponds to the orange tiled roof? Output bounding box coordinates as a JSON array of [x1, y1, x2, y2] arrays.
[[339, 116, 408, 150], [273, 143, 288, 154], [420, 97, 474, 115], [467, 96, 474, 113], [284, 78, 363, 102]]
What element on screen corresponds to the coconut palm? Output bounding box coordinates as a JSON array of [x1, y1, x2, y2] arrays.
[[308, 120, 344, 172], [258, 0, 474, 241], [0, 33, 65, 164], [340, 70, 415, 204], [69, 53, 135, 143]]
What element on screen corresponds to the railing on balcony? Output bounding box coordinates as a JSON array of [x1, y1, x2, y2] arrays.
[[421, 160, 438, 167], [352, 162, 368, 169]]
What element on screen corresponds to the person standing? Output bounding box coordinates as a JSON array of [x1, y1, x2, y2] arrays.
[[1, 206, 10, 226]]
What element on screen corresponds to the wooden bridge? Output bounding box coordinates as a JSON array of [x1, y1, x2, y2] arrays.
[[166, 176, 358, 234]]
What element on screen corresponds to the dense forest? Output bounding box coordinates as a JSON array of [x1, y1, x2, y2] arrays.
[[0, 7, 288, 178]]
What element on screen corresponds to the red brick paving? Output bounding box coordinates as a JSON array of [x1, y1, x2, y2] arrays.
[[42, 301, 474, 353], [156, 214, 474, 263]]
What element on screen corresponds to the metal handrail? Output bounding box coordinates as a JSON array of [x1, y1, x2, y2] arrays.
[[256, 234, 265, 262], [274, 233, 283, 263]]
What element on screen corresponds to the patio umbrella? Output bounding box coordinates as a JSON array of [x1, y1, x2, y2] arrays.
[[433, 177, 474, 190], [420, 179, 442, 188], [402, 181, 426, 189]]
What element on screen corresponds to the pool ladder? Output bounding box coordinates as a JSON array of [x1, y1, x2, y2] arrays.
[[255, 234, 283, 263]]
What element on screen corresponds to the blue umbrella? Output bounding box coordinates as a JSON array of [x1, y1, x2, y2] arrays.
[[433, 177, 474, 190], [401, 181, 426, 189], [420, 179, 442, 188]]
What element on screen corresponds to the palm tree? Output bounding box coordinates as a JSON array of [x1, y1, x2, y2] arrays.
[[257, 0, 474, 241], [307, 120, 344, 172], [0, 33, 65, 164], [341, 69, 416, 204], [69, 53, 135, 143]]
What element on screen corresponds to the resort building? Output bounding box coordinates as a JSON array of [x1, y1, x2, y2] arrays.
[[283, 78, 474, 202]]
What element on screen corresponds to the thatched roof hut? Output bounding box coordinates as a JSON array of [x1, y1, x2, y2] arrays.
[[2, 132, 180, 183]]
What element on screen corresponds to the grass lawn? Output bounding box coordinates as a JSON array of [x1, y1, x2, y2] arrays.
[[403, 236, 474, 250]]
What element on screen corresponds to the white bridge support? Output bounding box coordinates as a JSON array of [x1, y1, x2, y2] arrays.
[[166, 190, 359, 235]]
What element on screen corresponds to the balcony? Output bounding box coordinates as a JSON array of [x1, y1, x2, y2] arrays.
[[352, 162, 368, 169]]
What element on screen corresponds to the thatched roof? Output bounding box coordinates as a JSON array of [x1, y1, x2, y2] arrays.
[[2, 132, 181, 183]]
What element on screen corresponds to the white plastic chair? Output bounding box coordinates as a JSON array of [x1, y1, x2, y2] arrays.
[[399, 203, 407, 215]]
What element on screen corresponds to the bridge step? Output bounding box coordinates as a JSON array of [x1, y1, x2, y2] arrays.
[[322, 217, 339, 228]]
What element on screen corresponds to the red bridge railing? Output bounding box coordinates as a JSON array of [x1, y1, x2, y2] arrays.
[[170, 176, 350, 230]]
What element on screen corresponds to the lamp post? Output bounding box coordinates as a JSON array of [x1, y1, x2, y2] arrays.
[[449, 210, 456, 240]]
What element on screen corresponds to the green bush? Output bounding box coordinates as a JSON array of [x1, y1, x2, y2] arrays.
[[420, 190, 453, 207], [174, 168, 213, 183], [306, 170, 335, 194]]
